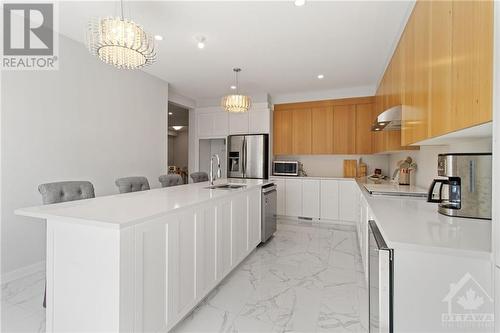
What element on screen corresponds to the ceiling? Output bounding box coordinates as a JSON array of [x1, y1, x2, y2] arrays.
[[58, 1, 414, 103]]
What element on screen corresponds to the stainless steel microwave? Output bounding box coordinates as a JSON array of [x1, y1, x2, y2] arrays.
[[272, 161, 299, 176]]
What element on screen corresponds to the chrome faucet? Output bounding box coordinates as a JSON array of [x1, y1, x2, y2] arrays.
[[209, 154, 221, 186]]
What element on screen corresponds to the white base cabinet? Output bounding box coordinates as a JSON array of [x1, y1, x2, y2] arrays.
[[339, 181, 358, 222], [302, 179, 320, 218], [271, 177, 357, 222], [284, 179, 302, 217], [320, 180, 340, 220]]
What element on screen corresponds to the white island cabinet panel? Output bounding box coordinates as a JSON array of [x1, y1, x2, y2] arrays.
[[320, 180, 339, 220], [302, 179, 320, 218], [195, 206, 217, 298], [15, 179, 269, 333], [216, 201, 232, 279], [285, 179, 302, 217], [339, 180, 358, 222], [248, 188, 262, 249], [231, 193, 248, 264]]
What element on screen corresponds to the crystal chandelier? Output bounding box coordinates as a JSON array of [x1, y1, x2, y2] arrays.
[[87, 0, 157, 69], [221, 68, 251, 113]]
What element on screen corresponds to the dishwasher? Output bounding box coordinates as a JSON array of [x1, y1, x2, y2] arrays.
[[261, 183, 277, 243]]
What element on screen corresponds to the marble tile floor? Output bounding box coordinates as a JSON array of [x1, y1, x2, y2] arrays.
[[0, 219, 367, 333], [173, 220, 368, 333]]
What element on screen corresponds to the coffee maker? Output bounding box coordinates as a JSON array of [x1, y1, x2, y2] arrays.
[[427, 153, 492, 219]]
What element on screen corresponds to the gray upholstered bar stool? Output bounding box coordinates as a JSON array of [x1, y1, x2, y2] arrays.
[[38, 180, 96, 308], [115, 176, 150, 193], [159, 174, 183, 187], [190, 172, 209, 183]]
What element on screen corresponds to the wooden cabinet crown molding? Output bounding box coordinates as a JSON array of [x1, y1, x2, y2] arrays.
[[274, 96, 374, 111]]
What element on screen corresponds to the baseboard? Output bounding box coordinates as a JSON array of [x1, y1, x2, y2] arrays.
[[1, 261, 45, 284], [276, 215, 356, 226]]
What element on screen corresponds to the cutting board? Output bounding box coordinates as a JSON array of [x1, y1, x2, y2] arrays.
[[343, 160, 357, 178]]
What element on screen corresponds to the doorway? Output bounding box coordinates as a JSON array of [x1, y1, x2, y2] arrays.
[[168, 102, 189, 184]]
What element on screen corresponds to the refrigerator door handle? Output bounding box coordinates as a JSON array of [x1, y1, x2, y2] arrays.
[[242, 137, 247, 177]]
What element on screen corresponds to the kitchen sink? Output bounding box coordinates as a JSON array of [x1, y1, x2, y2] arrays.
[[205, 184, 247, 190]]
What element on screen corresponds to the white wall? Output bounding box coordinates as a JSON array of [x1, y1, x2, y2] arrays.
[[389, 138, 493, 189], [1, 35, 169, 278], [275, 154, 390, 178]]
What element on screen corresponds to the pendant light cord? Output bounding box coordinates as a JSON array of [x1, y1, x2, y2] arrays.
[[235, 70, 239, 94], [120, 0, 124, 20]]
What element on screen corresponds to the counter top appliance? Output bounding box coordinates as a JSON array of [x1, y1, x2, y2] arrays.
[[272, 160, 300, 176], [427, 153, 492, 219], [228, 134, 269, 179]]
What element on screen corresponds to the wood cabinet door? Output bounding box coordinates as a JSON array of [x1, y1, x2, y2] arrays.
[[311, 106, 334, 154], [273, 110, 293, 155], [402, 0, 431, 146], [292, 109, 312, 154], [333, 105, 356, 154], [429, 0, 453, 137], [451, 0, 493, 129], [355, 103, 373, 154]]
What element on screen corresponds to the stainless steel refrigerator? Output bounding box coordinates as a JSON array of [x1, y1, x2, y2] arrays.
[[227, 134, 269, 179]]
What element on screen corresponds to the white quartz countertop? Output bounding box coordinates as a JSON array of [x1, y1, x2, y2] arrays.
[[15, 178, 271, 229], [270, 175, 354, 181], [357, 181, 492, 256]]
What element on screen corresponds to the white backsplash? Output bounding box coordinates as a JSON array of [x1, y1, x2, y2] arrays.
[[389, 138, 493, 189], [274, 154, 390, 178]]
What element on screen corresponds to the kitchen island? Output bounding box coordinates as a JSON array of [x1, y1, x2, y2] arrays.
[[16, 178, 269, 332]]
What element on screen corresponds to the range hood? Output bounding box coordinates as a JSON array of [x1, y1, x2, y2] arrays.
[[371, 105, 402, 131]]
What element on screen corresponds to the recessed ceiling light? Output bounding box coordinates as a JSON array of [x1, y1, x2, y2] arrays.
[[168, 112, 173, 115], [196, 36, 206, 49], [230, 85, 237, 90], [172, 126, 183, 131], [154, 35, 163, 41], [294, 0, 306, 6], [317, 74, 324, 79]]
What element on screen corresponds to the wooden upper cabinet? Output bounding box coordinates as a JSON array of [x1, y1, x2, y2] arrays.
[[429, 0, 453, 137], [355, 103, 373, 154], [291, 109, 312, 154], [273, 109, 292, 155], [451, 0, 493, 129], [401, 0, 431, 146], [311, 107, 334, 154], [333, 105, 356, 154]]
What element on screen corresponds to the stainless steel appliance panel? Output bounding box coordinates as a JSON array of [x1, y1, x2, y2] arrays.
[[261, 184, 277, 243], [429, 153, 491, 219], [272, 160, 299, 176], [245, 135, 267, 179], [227, 134, 268, 179], [228, 135, 244, 178], [369, 220, 393, 333]]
